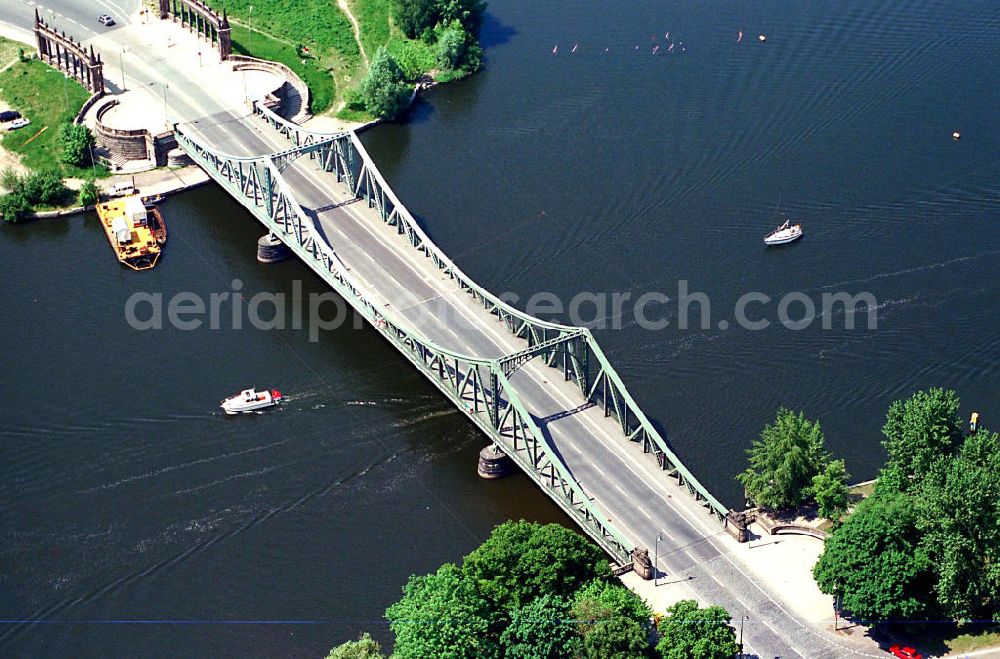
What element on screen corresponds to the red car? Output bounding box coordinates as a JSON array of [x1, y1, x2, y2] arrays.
[[889, 644, 922, 659]]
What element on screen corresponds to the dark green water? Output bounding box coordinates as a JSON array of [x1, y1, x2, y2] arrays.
[[2, 0, 998, 655]]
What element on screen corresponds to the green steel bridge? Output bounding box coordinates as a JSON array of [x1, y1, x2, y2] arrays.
[[174, 103, 744, 572]]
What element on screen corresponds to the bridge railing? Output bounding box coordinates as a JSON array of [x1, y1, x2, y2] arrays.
[[174, 124, 636, 565], [253, 102, 344, 150], [346, 132, 582, 348], [267, 115, 730, 522]]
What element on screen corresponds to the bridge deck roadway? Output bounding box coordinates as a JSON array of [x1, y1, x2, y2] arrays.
[[183, 111, 865, 658]]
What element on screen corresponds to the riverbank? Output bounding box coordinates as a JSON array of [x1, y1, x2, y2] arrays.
[[222, 0, 484, 121], [21, 166, 210, 219]]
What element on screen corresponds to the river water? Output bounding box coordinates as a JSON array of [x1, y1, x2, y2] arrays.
[[2, 0, 998, 655]]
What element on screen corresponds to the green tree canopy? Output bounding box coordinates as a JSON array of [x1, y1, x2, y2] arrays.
[[392, 0, 486, 38], [438, 0, 487, 34], [325, 632, 385, 659], [461, 520, 612, 609], [392, 0, 439, 38], [809, 458, 851, 520], [881, 387, 962, 491], [0, 167, 20, 192], [0, 192, 31, 223], [21, 169, 68, 207], [737, 408, 829, 509], [813, 490, 934, 621], [499, 593, 579, 658], [358, 47, 412, 120], [655, 599, 739, 659], [581, 615, 648, 659], [571, 579, 651, 625], [916, 428, 1000, 620], [78, 180, 99, 207], [435, 21, 468, 69], [385, 562, 494, 659], [59, 123, 96, 168], [570, 581, 651, 658]]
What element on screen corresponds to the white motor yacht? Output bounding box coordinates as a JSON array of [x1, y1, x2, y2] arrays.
[[221, 388, 283, 414]]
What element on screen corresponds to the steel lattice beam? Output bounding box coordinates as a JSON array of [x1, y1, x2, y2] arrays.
[[174, 104, 732, 570]]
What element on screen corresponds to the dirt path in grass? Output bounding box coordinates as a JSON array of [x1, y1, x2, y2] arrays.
[[338, 0, 369, 69]]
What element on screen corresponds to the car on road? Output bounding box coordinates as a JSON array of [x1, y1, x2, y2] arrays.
[[6, 118, 30, 131], [0, 110, 21, 123], [889, 644, 922, 659], [97, 15, 115, 26]]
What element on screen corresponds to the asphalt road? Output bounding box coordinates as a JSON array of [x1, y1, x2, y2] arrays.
[[0, 0, 139, 41]]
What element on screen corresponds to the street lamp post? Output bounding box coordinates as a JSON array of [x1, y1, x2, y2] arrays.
[[119, 48, 126, 92], [654, 532, 662, 586], [248, 5, 254, 54], [161, 81, 169, 127], [739, 614, 749, 656]]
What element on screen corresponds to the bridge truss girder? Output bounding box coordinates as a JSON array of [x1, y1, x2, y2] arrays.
[[174, 102, 736, 568]]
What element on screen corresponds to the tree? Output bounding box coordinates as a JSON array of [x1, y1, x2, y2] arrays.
[[59, 123, 96, 167], [581, 615, 648, 659], [325, 632, 385, 659], [386, 562, 495, 659], [358, 47, 412, 120], [737, 408, 829, 509], [813, 490, 934, 621], [499, 593, 579, 658], [916, 428, 1000, 620], [655, 599, 739, 659], [437, 0, 487, 35], [78, 180, 99, 207], [461, 520, 612, 609], [881, 388, 962, 491], [435, 21, 467, 70], [0, 192, 31, 223], [809, 458, 851, 520], [571, 581, 651, 658], [392, 0, 438, 38], [0, 167, 21, 193], [21, 169, 67, 206], [572, 580, 651, 626]]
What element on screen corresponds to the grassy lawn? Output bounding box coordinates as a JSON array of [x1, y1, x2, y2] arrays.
[[229, 24, 338, 114], [848, 480, 876, 498], [0, 38, 22, 69], [222, 0, 361, 113], [350, 0, 392, 61], [0, 56, 97, 177], [944, 626, 1000, 654]]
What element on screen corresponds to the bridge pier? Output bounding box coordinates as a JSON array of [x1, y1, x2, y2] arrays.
[[256, 233, 290, 263], [477, 445, 514, 479]]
